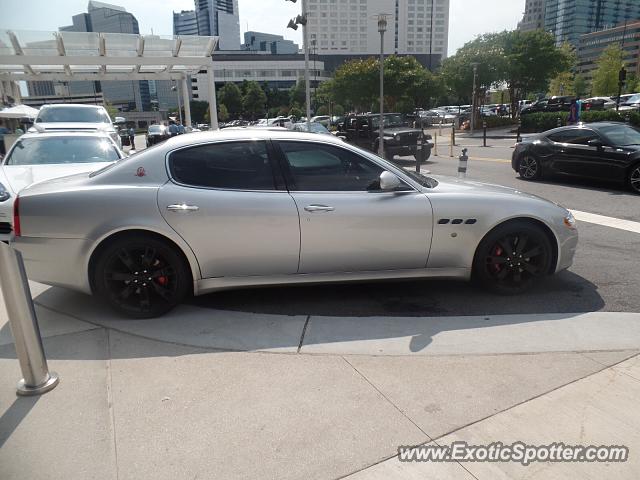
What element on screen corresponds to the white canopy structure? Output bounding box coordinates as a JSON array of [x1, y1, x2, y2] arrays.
[[0, 30, 219, 128], [0, 104, 39, 118]]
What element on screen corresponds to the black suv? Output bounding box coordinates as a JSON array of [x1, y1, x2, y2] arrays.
[[340, 113, 432, 161]]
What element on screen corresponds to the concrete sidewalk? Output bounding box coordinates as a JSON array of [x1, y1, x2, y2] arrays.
[[1, 284, 639, 479]]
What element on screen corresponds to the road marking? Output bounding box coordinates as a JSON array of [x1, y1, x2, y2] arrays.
[[571, 210, 640, 234], [468, 156, 511, 164]]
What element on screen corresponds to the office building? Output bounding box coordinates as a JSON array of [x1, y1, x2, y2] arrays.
[[174, 0, 241, 49], [577, 20, 640, 83], [518, 0, 546, 32], [53, 1, 151, 111], [544, 0, 640, 46], [244, 31, 299, 54], [188, 51, 329, 103], [305, 0, 449, 69], [173, 10, 199, 36]]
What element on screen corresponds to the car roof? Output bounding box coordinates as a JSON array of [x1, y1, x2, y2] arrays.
[[39, 103, 105, 109], [15, 130, 116, 140], [155, 128, 346, 149]]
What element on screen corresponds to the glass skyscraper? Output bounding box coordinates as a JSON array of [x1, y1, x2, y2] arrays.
[[545, 0, 640, 45]]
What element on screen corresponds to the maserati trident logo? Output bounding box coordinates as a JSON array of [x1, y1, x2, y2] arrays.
[[135, 167, 146, 177]]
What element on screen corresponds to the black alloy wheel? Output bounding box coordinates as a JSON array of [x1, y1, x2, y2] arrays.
[[518, 154, 541, 180], [473, 221, 552, 295], [94, 236, 190, 318], [629, 164, 640, 195]]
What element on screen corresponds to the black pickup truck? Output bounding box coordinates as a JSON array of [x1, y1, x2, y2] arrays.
[[339, 113, 432, 161]]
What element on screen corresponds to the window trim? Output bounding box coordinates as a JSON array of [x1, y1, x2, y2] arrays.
[[165, 139, 286, 193], [547, 128, 602, 146], [272, 139, 418, 194]]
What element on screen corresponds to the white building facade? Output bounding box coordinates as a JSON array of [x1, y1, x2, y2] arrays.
[[306, 0, 449, 59]]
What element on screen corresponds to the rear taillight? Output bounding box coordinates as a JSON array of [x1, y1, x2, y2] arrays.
[[13, 195, 20, 237]]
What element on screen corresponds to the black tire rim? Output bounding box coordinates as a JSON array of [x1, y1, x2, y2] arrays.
[[519, 155, 538, 179], [630, 166, 640, 193], [103, 245, 179, 314], [484, 233, 548, 286]]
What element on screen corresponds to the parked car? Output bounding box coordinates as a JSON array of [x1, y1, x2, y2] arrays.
[[12, 129, 577, 318], [583, 96, 616, 110], [341, 113, 433, 161], [0, 132, 123, 241], [619, 94, 640, 111], [512, 122, 640, 194], [291, 122, 336, 137], [146, 125, 170, 147], [310, 115, 331, 127], [29, 104, 121, 148]]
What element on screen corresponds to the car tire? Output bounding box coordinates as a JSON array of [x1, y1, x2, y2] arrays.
[[518, 154, 542, 180], [93, 234, 191, 319], [472, 221, 553, 295], [627, 163, 640, 195]]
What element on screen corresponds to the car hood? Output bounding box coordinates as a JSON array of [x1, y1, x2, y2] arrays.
[[427, 175, 560, 204], [1, 162, 116, 193]]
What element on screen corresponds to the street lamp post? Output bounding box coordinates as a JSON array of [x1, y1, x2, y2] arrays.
[[286, 0, 311, 130], [377, 14, 388, 158], [171, 81, 183, 125], [470, 62, 479, 133]]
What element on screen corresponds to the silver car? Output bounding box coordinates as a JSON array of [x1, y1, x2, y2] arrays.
[[12, 130, 578, 318]]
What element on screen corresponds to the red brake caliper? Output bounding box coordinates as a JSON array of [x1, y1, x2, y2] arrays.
[[491, 245, 503, 273]]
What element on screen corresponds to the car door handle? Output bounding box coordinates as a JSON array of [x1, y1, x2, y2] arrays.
[[166, 204, 199, 212], [304, 205, 335, 212]]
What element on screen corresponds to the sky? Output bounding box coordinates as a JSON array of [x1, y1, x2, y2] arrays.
[[0, 0, 523, 57]]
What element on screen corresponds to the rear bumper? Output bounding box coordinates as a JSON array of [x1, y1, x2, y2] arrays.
[[11, 236, 93, 294]]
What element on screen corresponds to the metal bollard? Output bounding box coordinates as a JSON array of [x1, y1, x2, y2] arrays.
[[557, 117, 561, 127], [625, 115, 630, 124], [415, 135, 423, 174], [458, 148, 469, 178], [433, 132, 438, 156], [439, 115, 443, 136], [516, 119, 522, 143], [0, 242, 59, 396], [483, 121, 487, 147]]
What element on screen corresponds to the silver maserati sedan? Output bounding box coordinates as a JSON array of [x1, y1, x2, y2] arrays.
[[11, 129, 578, 318]]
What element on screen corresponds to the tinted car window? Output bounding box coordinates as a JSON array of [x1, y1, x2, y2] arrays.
[[548, 129, 598, 145], [169, 141, 275, 190], [599, 125, 640, 146], [279, 141, 384, 191], [36, 107, 111, 124], [5, 137, 120, 165]]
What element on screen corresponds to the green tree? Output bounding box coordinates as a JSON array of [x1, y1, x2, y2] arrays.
[[289, 106, 302, 119], [333, 58, 379, 111], [242, 81, 267, 120], [624, 72, 640, 94], [548, 71, 576, 96], [104, 101, 119, 121], [218, 103, 229, 122], [183, 100, 210, 124], [218, 83, 243, 118], [289, 81, 307, 108], [591, 44, 625, 96], [574, 75, 589, 97]]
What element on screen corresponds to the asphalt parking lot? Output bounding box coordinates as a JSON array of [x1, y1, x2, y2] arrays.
[[186, 133, 640, 318]]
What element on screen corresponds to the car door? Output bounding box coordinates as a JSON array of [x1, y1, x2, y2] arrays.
[[275, 140, 433, 274], [548, 128, 606, 178], [158, 140, 300, 278]]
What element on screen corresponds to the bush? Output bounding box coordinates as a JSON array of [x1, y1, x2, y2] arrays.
[[482, 116, 518, 129], [521, 110, 640, 132]]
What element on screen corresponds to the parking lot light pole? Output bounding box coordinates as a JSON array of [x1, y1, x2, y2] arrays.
[[470, 63, 479, 133], [286, 0, 311, 130], [377, 14, 388, 158]]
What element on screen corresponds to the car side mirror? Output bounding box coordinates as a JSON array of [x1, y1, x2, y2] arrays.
[[379, 171, 401, 191], [588, 139, 605, 148]]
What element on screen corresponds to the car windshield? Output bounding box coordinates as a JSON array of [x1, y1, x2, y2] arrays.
[[5, 137, 120, 165], [148, 125, 165, 133], [36, 107, 111, 124], [599, 125, 640, 146], [370, 114, 405, 128]]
